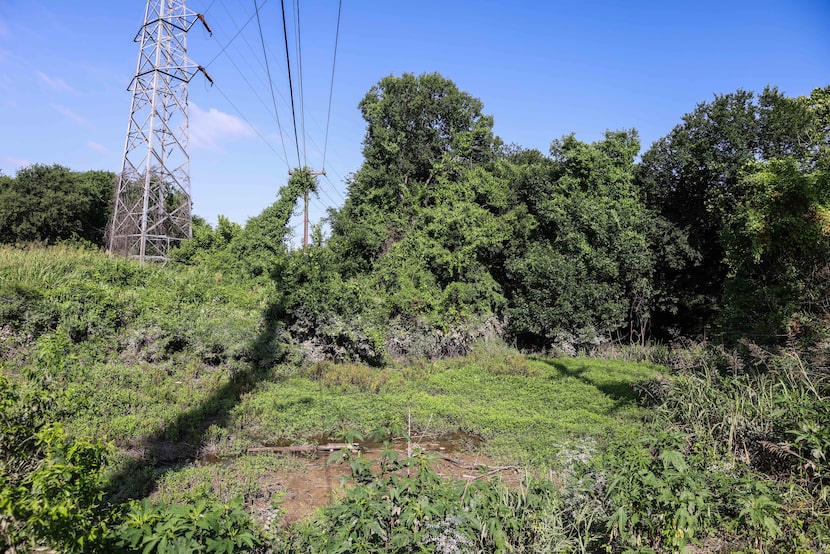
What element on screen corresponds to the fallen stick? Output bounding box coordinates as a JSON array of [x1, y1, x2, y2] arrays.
[[247, 443, 359, 454], [461, 466, 520, 481], [435, 453, 469, 467]]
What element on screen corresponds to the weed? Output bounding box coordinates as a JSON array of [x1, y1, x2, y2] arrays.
[[304, 360, 396, 393], [115, 498, 259, 553], [278, 450, 567, 552]]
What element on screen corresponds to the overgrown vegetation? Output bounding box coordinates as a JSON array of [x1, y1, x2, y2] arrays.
[[1, 75, 828, 552]]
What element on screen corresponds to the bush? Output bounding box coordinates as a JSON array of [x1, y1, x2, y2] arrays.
[[0, 372, 111, 553]]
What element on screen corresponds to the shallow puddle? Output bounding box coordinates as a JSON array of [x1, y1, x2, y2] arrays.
[[242, 432, 521, 526]]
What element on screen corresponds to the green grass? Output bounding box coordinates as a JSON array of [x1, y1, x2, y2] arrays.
[[230, 354, 658, 466], [7, 246, 825, 551], [152, 453, 303, 506], [0, 245, 658, 459]]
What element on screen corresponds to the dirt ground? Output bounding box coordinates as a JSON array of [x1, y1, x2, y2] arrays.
[[247, 435, 524, 526]]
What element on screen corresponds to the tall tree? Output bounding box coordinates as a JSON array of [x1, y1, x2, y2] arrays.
[[0, 164, 114, 246], [504, 131, 672, 346], [636, 87, 818, 336], [329, 73, 500, 275]]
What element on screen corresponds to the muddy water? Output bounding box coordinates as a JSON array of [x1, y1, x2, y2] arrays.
[[242, 432, 521, 526], [258, 431, 483, 455]]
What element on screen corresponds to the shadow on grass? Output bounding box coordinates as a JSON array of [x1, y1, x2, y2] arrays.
[[104, 301, 286, 504], [538, 359, 643, 411]]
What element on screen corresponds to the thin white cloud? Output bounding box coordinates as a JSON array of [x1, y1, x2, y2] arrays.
[[0, 72, 12, 97], [190, 103, 254, 152], [1, 156, 31, 171], [50, 103, 91, 128], [0, 18, 10, 39], [37, 70, 76, 93], [87, 141, 110, 155]]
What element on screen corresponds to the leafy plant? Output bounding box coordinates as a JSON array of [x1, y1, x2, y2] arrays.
[[604, 429, 714, 552], [1, 372, 111, 553], [115, 498, 259, 553], [280, 449, 567, 553]]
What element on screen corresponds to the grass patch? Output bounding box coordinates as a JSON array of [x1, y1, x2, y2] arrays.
[[230, 354, 658, 466], [152, 453, 302, 505]]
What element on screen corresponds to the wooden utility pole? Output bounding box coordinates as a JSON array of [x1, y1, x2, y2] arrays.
[[289, 168, 326, 249]]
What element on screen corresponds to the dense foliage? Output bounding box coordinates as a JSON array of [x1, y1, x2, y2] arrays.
[[1, 75, 828, 552], [637, 86, 830, 338], [0, 164, 114, 246]]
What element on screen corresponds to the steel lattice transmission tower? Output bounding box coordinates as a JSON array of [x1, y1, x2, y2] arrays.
[[109, 0, 212, 263]]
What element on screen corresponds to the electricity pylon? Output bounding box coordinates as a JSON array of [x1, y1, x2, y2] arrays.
[[109, 0, 212, 263]]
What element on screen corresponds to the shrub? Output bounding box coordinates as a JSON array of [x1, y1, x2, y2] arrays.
[[1, 372, 111, 553]]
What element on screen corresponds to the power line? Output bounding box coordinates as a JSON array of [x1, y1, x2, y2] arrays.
[[209, 44, 280, 138], [215, 0, 290, 97], [212, 81, 288, 167], [254, 0, 291, 169], [212, 0, 337, 178], [206, 2, 292, 143], [199, 1, 348, 210], [201, 0, 218, 16], [294, 0, 307, 167], [280, 0, 301, 167], [206, 46, 347, 203], [315, 178, 341, 207], [323, 173, 346, 202], [205, 2, 321, 180], [205, 0, 270, 68], [322, 0, 342, 173], [209, 1, 348, 195]]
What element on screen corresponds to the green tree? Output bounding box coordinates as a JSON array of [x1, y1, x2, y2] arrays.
[[636, 87, 821, 336], [329, 73, 500, 275], [0, 164, 115, 246], [276, 74, 510, 360], [503, 131, 672, 346], [720, 158, 830, 342], [358, 71, 498, 191]]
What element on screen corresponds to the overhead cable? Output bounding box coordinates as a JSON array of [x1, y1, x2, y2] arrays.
[[211, 82, 288, 167], [280, 0, 302, 167], [293, 0, 307, 167], [206, 0, 270, 68], [254, 0, 291, 169], [322, 0, 342, 173]]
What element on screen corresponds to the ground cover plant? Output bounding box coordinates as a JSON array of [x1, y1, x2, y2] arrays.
[[1, 77, 828, 552], [1, 248, 829, 552]]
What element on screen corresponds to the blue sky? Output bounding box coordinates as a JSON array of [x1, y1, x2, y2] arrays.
[[1, 1, 828, 242]]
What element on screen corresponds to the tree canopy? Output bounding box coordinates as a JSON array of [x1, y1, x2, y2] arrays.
[[5, 77, 827, 357], [0, 164, 114, 246]]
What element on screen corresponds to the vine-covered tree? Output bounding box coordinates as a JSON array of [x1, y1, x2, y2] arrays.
[[329, 72, 500, 275], [636, 87, 821, 336]]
